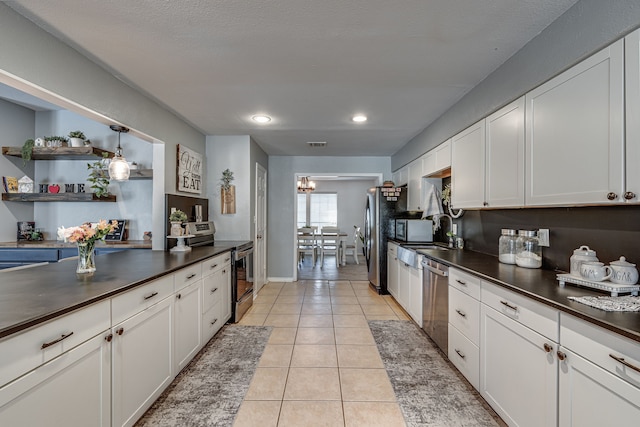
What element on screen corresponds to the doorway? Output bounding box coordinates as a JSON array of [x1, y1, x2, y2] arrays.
[[254, 163, 267, 293]]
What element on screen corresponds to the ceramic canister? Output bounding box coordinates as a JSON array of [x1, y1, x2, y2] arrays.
[[609, 257, 639, 285], [570, 245, 598, 276]]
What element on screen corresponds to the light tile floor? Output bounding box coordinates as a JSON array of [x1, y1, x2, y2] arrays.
[[234, 280, 410, 427]]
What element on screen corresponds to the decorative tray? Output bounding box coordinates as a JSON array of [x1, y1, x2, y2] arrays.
[[556, 274, 640, 297]]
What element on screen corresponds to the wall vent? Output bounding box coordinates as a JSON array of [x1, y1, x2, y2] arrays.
[[307, 141, 327, 148]]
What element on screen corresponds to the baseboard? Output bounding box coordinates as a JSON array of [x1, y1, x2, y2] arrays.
[[267, 276, 295, 283]]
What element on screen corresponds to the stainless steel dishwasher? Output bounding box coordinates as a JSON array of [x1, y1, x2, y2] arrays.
[[421, 257, 449, 355]]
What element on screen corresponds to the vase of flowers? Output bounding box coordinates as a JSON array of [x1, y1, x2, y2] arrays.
[[220, 169, 236, 214], [58, 220, 118, 274]]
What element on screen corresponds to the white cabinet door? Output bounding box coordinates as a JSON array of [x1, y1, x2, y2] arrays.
[[480, 305, 557, 427], [112, 296, 173, 427], [525, 39, 624, 206], [452, 120, 486, 208], [407, 263, 423, 328], [387, 247, 399, 299], [219, 265, 232, 323], [625, 29, 640, 202], [421, 151, 436, 177], [397, 261, 410, 312], [558, 347, 640, 427], [485, 96, 525, 207], [434, 139, 452, 172], [0, 332, 111, 427], [407, 160, 423, 210], [173, 280, 202, 374], [394, 165, 408, 186]]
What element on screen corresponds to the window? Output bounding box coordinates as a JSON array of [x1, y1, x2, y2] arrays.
[[297, 193, 337, 228]]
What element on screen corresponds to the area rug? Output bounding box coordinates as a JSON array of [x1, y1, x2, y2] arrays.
[[135, 325, 271, 427], [369, 320, 501, 427]]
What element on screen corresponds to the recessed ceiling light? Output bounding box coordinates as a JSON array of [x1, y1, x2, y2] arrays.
[[352, 115, 367, 123], [252, 115, 271, 123]]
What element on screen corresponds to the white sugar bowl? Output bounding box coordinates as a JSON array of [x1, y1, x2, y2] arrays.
[[609, 257, 639, 285]]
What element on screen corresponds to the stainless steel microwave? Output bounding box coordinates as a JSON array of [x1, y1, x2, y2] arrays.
[[395, 219, 433, 242]]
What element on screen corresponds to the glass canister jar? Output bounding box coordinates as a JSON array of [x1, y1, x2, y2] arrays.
[[498, 229, 518, 264], [515, 230, 542, 269]]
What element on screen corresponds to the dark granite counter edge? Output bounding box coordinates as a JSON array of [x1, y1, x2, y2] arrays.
[[0, 241, 249, 340], [415, 247, 640, 344]]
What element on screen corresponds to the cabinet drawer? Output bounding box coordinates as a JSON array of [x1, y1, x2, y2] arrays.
[[202, 302, 222, 345], [0, 300, 110, 388], [174, 263, 202, 291], [388, 243, 398, 256], [111, 275, 174, 325], [449, 267, 481, 299], [481, 281, 558, 342], [449, 286, 480, 345], [448, 325, 480, 390], [560, 313, 640, 388], [202, 270, 224, 313], [202, 252, 231, 277]]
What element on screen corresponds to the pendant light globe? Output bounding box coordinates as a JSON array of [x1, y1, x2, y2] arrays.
[[109, 125, 130, 181]]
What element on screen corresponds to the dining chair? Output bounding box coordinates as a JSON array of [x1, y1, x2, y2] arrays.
[[344, 226, 360, 264], [297, 227, 317, 266], [320, 226, 341, 268]]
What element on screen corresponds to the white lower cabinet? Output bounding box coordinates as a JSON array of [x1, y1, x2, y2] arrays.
[[201, 257, 232, 345], [387, 244, 399, 299], [558, 313, 640, 426], [112, 296, 173, 427], [174, 280, 202, 374], [448, 283, 480, 390], [397, 258, 422, 327], [0, 332, 111, 426]]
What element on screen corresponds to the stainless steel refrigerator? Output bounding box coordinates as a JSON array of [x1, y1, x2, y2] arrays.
[[364, 187, 406, 294]]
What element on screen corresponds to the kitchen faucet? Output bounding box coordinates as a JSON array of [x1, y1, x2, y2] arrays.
[[433, 213, 454, 247]]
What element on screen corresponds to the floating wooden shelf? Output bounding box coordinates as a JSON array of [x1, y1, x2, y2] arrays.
[[2, 146, 114, 160], [2, 193, 116, 202], [99, 169, 153, 180]]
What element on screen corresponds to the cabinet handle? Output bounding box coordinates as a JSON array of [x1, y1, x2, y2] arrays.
[[609, 354, 640, 374], [211, 319, 218, 325], [211, 287, 219, 294], [177, 293, 182, 300], [225, 258, 230, 262], [144, 291, 159, 300], [455, 349, 466, 359], [543, 343, 553, 353], [116, 327, 124, 336], [624, 191, 636, 200], [210, 264, 218, 270], [483, 201, 488, 206], [557, 350, 566, 361], [607, 192, 618, 200], [105, 333, 113, 342], [186, 273, 197, 279], [500, 300, 518, 311], [41, 332, 74, 349], [455, 309, 466, 318], [456, 279, 467, 286]]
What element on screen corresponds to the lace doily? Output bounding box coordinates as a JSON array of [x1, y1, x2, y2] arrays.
[[568, 295, 640, 312]]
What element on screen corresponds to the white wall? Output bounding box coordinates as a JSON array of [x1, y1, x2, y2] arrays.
[[267, 156, 389, 280], [0, 99, 35, 241]]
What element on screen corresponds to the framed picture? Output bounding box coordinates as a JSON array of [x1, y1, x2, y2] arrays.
[[177, 145, 202, 194]]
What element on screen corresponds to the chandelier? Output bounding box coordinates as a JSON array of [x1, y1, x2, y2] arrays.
[[108, 125, 130, 181], [297, 176, 316, 192]]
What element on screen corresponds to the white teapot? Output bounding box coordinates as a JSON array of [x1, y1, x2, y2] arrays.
[[609, 257, 639, 285]]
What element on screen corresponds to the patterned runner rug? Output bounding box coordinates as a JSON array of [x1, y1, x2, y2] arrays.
[[136, 325, 271, 427], [369, 320, 502, 427]]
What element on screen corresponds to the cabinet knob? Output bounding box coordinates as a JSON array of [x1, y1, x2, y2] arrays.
[[543, 343, 553, 353], [624, 191, 636, 200], [557, 350, 566, 361], [116, 327, 124, 336], [483, 201, 488, 206], [105, 334, 113, 342], [177, 293, 182, 300], [607, 192, 618, 201]]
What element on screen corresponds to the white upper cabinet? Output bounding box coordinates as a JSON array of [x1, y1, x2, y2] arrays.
[[485, 97, 525, 207], [393, 165, 408, 187], [407, 159, 424, 210], [451, 120, 486, 208], [625, 29, 640, 202], [525, 39, 624, 206], [423, 139, 452, 177]]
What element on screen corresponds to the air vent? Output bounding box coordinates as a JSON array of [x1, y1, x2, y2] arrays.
[[307, 141, 327, 148]]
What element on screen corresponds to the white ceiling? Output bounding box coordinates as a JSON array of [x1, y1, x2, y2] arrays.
[[6, 0, 578, 156]]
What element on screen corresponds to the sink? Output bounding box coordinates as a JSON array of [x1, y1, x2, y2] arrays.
[[400, 243, 449, 251]]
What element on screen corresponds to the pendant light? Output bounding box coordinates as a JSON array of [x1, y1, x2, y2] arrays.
[[108, 125, 130, 181], [297, 176, 315, 192]]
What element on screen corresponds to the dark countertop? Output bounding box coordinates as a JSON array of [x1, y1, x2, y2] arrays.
[[0, 240, 152, 249], [415, 246, 640, 344], [0, 241, 249, 340]]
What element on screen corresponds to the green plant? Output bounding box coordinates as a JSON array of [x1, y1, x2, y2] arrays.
[[169, 209, 188, 222], [21, 139, 34, 165], [45, 135, 69, 143], [68, 130, 86, 139], [87, 152, 110, 198], [220, 168, 234, 191], [442, 183, 451, 206]]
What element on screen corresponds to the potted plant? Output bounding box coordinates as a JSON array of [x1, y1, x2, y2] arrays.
[[169, 209, 188, 236], [87, 152, 110, 198], [68, 130, 86, 147], [21, 139, 34, 165], [220, 169, 236, 214], [45, 135, 69, 147]]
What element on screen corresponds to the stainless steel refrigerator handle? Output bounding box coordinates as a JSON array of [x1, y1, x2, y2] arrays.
[[423, 263, 449, 277]]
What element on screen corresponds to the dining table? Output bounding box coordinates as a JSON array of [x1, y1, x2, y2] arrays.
[[297, 230, 349, 266]]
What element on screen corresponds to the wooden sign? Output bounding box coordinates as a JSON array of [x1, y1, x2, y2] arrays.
[[177, 145, 202, 194]]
